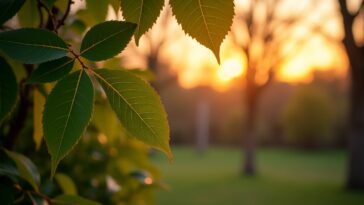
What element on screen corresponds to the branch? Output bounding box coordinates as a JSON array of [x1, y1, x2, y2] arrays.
[[3, 65, 33, 150], [354, 0, 364, 17], [37, 0, 58, 31], [56, 0, 73, 30], [37, 1, 44, 28], [257, 69, 275, 92], [338, 0, 355, 21], [338, 0, 358, 54]]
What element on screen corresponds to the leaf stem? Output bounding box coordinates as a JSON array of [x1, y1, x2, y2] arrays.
[[14, 183, 53, 204], [27, 190, 53, 204], [68, 47, 93, 74]]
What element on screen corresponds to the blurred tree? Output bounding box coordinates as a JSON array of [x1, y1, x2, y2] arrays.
[[231, 0, 327, 175], [281, 87, 335, 148], [338, 0, 364, 189], [124, 7, 178, 91]]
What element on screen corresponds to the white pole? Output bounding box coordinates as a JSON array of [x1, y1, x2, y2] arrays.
[[196, 99, 210, 154]]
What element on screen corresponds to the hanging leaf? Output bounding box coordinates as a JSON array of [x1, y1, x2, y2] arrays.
[[28, 57, 74, 83], [0, 28, 68, 64], [55, 173, 78, 195], [43, 70, 94, 176], [5, 150, 40, 191], [0, 0, 26, 25], [17, 0, 39, 27], [80, 21, 136, 61], [169, 0, 234, 63], [0, 57, 18, 123], [120, 0, 164, 45], [129, 68, 156, 81], [52, 195, 101, 205], [33, 89, 45, 150], [93, 69, 172, 159]]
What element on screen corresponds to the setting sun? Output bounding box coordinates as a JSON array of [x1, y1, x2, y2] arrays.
[[217, 58, 244, 82]]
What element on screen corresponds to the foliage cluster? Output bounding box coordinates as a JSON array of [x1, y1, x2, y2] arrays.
[[281, 87, 335, 148], [0, 0, 235, 204]]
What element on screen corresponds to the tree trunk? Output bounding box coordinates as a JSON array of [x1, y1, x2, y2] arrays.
[[347, 62, 364, 189], [338, 0, 364, 189], [242, 79, 258, 176], [243, 102, 257, 175], [196, 99, 210, 155]]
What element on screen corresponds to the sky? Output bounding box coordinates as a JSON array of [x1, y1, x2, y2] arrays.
[[116, 0, 362, 91]]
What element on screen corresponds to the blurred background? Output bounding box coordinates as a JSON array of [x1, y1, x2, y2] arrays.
[[116, 0, 364, 204], [5, 0, 364, 204]]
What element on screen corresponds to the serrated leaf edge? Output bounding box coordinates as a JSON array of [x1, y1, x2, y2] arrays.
[[93, 69, 172, 159], [80, 21, 136, 57], [169, 0, 236, 63], [120, 1, 165, 45], [45, 70, 94, 177]]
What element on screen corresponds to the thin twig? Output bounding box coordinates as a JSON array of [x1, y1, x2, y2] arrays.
[[37, 1, 44, 28], [4, 65, 33, 150], [26, 190, 53, 205], [37, 0, 58, 32], [68, 47, 93, 74], [57, 0, 73, 30]]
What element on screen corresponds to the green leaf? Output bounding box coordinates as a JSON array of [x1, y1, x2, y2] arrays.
[[28, 57, 74, 83], [120, 0, 164, 45], [52, 195, 101, 205], [169, 0, 234, 63], [129, 68, 156, 81], [92, 102, 122, 141], [55, 173, 77, 195], [102, 57, 121, 69], [77, 0, 108, 27], [5, 150, 40, 191], [17, 0, 39, 27], [94, 69, 172, 159], [0, 28, 68, 64], [69, 19, 87, 35], [0, 57, 18, 123], [0, 0, 26, 25], [43, 0, 56, 9], [33, 89, 45, 150], [43, 70, 94, 176], [0, 149, 18, 179], [80, 21, 136, 61]]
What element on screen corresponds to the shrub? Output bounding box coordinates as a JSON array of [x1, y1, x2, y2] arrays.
[[281, 87, 335, 148]]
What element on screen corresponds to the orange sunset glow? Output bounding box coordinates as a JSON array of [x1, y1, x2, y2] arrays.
[[217, 58, 245, 82], [165, 1, 348, 91], [121, 0, 352, 91]]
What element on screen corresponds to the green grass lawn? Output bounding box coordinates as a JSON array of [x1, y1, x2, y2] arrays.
[[152, 147, 364, 205]]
